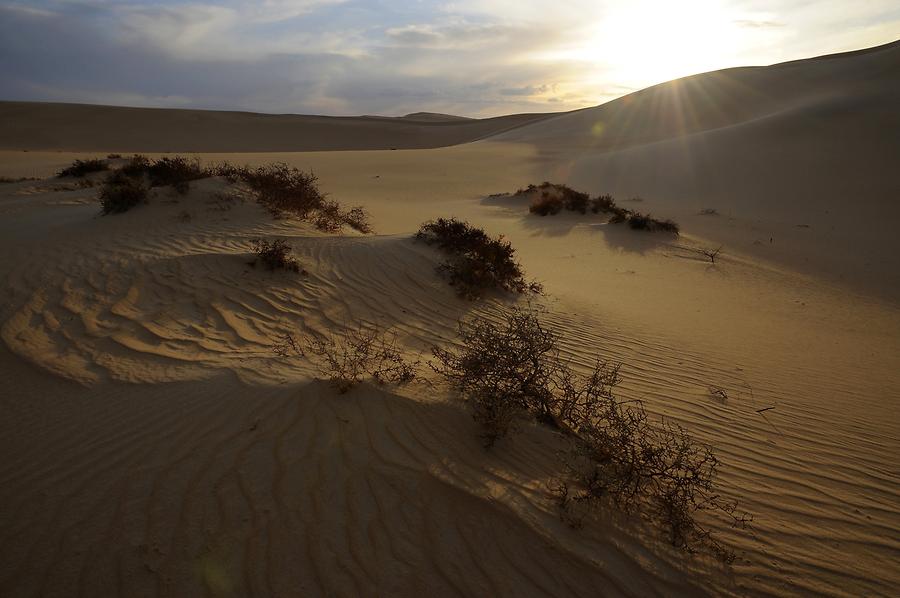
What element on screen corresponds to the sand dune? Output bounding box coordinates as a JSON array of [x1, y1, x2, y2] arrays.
[[0, 102, 553, 153], [1, 41, 899, 598], [493, 40, 900, 298]]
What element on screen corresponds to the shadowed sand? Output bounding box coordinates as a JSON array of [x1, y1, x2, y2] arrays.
[[1, 41, 898, 597]]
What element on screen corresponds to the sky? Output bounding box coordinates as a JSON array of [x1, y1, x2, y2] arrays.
[[1, 0, 897, 117]]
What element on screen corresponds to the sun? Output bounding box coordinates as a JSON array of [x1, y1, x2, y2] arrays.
[[580, 0, 745, 88]]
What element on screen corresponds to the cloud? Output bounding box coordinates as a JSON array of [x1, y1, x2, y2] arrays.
[[499, 84, 551, 96], [385, 21, 515, 49], [734, 19, 784, 28], [0, 0, 898, 117]]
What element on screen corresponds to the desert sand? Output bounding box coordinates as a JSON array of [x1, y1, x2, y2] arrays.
[[1, 41, 898, 597]]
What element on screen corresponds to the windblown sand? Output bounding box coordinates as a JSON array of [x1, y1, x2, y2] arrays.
[[1, 41, 898, 597]]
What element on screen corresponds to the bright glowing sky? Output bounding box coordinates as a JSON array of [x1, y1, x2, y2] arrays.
[[1, 0, 897, 117]]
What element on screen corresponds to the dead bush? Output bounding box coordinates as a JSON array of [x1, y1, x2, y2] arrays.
[[0, 176, 39, 184], [526, 182, 591, 216], [211, 162, 371, 233], [147, 156, 206, 192], [120, 154, 151, 178], [99, 171, 148, 214], [277, 326, 418, 393], [513, 182, 680, 234], [343, 206, 373, 233], [698, 246, 722, 263], [556, 411, 750, 562], [415, 218, 542, 299], [432, 306, 749, 559], [624, 212, 680, 234], [251, 238, 302, 273], [58, 158, 108, 178], [590, 194, 617, 214], [227, 162, 324, 217], [529, 191, 565, 216], [431, 307, 615, 445]]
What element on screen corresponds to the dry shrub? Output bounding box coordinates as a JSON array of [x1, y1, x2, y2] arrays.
[[0, 176, 39, 184], [590, 193, 618, 214], [97, 156, 369, 232], [251, 238, 302, 273], [106, 153, 122, 159], [526, 182, 590, 216], [99, 171, 148, 214], [432, 306, 750, 559], [515, 182, 680, 234], [99, 170, 147, 213], [626, 212, 680, 233], [415, 218, 542, 299], [227, 163, 325, 217], [277, 326, 418, 393], [431, 307, 614, 445], [58, 158, 108, 178], [431, 308, 561, 445], [147, 156, 206, 193], [211, 162, 371, 233], [698, 246, 722, 263], [120, 154, 151, 178], [343, 206, 373, 234], [312, 199, 344, 233], [530, 191, 564, 216]]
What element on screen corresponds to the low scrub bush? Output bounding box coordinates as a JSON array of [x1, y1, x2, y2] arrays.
[[212, 162, 371, 233], [415, 218, 542, 299], [515, 182, 679, 234], [251, 238, 302, 273], [626, 212, 680, 233], [99, 171, 148, 214], [526, 182, 591, 216], [120, 154, 151, 178], [98, 156, 371, 232], [432, 306, 750, 559], [529, 192, 564, 216], [275, 326, 417, 393], [0, 176, 39, 183], [431, 307, 566, 445], [698, 245, 722, 263], [590, 193, 617, 214], [147, 156, 206, 193], [58, 158, 108, 178]]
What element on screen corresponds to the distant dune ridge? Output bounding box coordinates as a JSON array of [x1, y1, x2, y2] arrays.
[[0, 102, 554, 152]]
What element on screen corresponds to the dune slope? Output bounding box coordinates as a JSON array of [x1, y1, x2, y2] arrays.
[[491, 40, 900, 298], [1, 151, 898, 596]]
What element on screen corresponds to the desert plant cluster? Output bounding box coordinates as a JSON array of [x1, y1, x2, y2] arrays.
[[251, 238, 303, 273], [59, 156, 370, 232], [415, 217, 542, 299], [275, 325, 417, 393], [99, 169, 149, 214], [521, 182, 680, 234], [211, 162, 371, 232], [431, 306, 750, 560], [57, 158, 109, 178], [0, 176, 40, 184]]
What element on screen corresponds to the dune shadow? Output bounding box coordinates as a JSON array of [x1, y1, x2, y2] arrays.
[[586, 221, 678, 255]]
